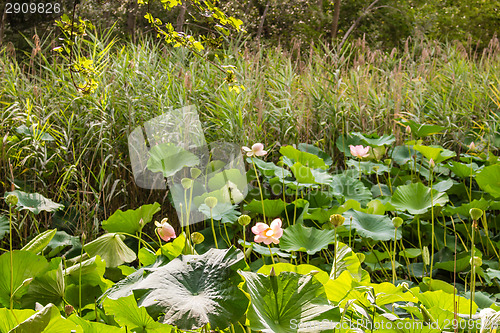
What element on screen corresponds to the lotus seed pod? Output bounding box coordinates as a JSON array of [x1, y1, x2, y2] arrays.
[[470, 256, 482, 267], [5, 194, 18, 206], [64, 304, 74, 317], [181, 178, 193, 189], [190, 168, 202, 179], [469, 208, 483, 220], [329, 214, 345, 228], [191, 232, 204, 245], [392, 217, 404, 229], [204, 196, 218, 209], [238, 214, 251, 226]]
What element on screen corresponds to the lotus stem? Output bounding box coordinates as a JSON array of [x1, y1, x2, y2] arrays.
[[9, 205, 13, 310], [252, 158, 266, 223], [210, 208, 218, 249], [268, 244, 276, 265]]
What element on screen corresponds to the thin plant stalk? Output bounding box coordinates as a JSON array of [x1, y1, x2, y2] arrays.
[[470, 219, 477, 319], [8, 205, 13, 310], [393, 228, 398, 284], [267, 244, 276, 265], [332, 227, 338, 279], [252, 158, 266, 222], [210, 207, 218, 249], [429, 163, 435, 280]]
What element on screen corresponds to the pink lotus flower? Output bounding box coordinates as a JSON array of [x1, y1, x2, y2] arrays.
[[349, 145, 370, 159], [155, 218, 176, 242], [251, 218, 283, 245], [242, 143, 267, 157]]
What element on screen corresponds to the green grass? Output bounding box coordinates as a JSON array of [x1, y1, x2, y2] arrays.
[[1, 31, 499, 237]]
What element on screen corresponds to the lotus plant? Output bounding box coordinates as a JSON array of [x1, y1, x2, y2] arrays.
[[252, 218, 283, 264]]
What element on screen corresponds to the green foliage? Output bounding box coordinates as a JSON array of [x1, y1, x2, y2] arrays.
[[239, 270, 340, 332]]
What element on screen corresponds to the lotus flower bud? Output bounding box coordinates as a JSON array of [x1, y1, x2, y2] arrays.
[[181, 178, 193, 189], [469, 208, 483, 221], [329, 214, 345, 228], [204, 196, 218, 209], [470, 256, 482, 267], [429, 158, 435, 168], [5, 194, 18, 206], [392, 217, 404, 229], [238, 214, 251, 226], [190, 168, 202, 179], [191, 232, 204, 244], [405, 125, 411, 134]]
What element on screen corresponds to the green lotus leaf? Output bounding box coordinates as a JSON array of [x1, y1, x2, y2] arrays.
[[352, 132, 396, 146], [257, 263, 330, 284], [199, 202, 240, 223], [251, 157, 292, 178], [64, 255, 107, 288], [304, 207, 338, 224], [413, 144, 456, 164], [343, 210, 401, 241], [417, 290, 477, 315], [290, 162, 316, 184], [45, 231, 81, 258], [390, 182, 449, 215], [0, 215, 9, 241], [84, 233, 137, 268], [280, 145, 327, 170], [432, 179, 454, 192], [147, 143, 200, 177], [330, 242, 363, 280], [68, 315, 125, 332], [4, 190, 64, 215], [402, 119, 446, 137], [21, 229, 57, 254], [476, 164, 500, 198], [391, 145, 421, 165], [298, 143, 333, 166], [447, 161, 478, 178], [21, 258, 65, 308], [133, 247, 248, 330], [103, 295, 172, 332], [280, 223, 335, 255], [239, 240, 294, 258], [102, 203, 160, 235], [208, 168, 247, 192], [346, 160, 390, 175], [443, 198, 490, 217], [329, 174, 372, 204], [0, 250, 49, 307], [10, 303, 81, 333], [244, 199, 286, 218], [336, 134, 363, 155], [239, 270, 340, 333], [0, 308, 36, 332]]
